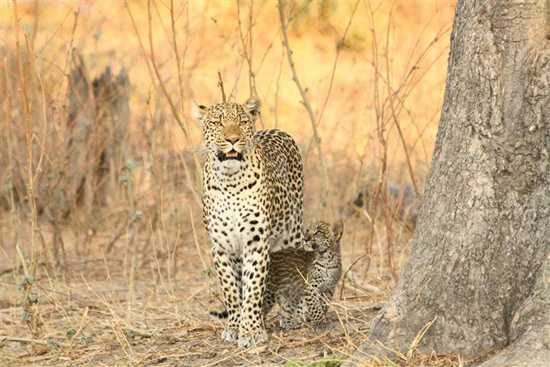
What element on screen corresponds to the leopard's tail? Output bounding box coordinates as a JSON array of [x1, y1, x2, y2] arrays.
[[209, 309, 229, 320]]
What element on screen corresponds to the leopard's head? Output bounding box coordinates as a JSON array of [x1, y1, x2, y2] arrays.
[[304, 220, 344, 254], [192, 98, 261, 166]]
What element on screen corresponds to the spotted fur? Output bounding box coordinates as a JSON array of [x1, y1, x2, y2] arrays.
[[193, 98, 304, 347], [211, 220, 343, 330]]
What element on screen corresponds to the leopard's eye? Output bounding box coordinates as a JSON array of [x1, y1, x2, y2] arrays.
[[209, 120, 222, 126]]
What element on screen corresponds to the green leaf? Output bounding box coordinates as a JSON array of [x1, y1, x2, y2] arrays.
[[21, 311, 31, 322], [201, 267, 215, 278], [125, 158, 138, 172], [130, 210, 143, 222]]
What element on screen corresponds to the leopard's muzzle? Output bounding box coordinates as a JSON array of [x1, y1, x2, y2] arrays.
[[217, 149, 244, 162]]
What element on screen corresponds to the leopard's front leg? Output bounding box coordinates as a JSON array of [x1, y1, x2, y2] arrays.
[[238, 233, 269, 347], [212, 247, 242, 343]]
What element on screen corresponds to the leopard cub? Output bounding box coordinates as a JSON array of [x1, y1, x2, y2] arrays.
[[211, 220, 343, 330], [268, 220, 343, 330]]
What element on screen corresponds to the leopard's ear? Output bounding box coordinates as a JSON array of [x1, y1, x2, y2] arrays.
[[191, 101, 208, 122], [245, 97, 261, 122], [332, 220, 344, 242]]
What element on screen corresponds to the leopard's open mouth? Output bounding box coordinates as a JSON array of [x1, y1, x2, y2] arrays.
[[217, 149, 244, 162]]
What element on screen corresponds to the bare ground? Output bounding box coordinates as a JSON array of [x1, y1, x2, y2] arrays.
[[0, 216, 395, 367], [1, 286, 381, 366]]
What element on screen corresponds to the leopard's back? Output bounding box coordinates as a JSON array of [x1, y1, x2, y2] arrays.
[[255, 129, 304, 252]]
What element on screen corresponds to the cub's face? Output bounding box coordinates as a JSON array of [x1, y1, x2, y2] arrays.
[[192, 99, 260, 166], [305, 220, 344, 255]]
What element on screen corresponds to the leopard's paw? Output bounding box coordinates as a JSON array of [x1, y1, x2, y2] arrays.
[[237, 328, 268, 348], [221, 327, 239, 343]]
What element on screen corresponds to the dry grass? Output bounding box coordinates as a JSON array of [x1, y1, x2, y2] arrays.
[[1, 0, 459, 365]]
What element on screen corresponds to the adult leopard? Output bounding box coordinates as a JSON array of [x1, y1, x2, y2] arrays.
[[192, 98, 304, 347]]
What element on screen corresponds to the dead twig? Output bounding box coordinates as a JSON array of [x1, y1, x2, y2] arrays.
[[305, 0, 360, 158], [104, 214, 140, 255], [217, 71, 227, 103], [339, 253, 369, 300], [124, 0, 188, 138], [236, 0, 258, 98], [0, 336, 66, 347], [189, 206, 208, 272], [277, 0, 332, 215]]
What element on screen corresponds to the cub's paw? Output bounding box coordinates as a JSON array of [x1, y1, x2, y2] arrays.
[[237, 328, 268, 348], [309, 320, 329, 332], [279, 316, 301, 331], [221, 327, 239, 343]]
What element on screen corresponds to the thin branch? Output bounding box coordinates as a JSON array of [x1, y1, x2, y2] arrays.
[[277, 0, 331, 214], [189, 206, 208, 272], [339, 253, 369, 300], [236, 0, 258, 98], [364, 0, 389, 280], [273, 47, 285, 128], [147, 0, 188, 137], [305, 0, 360, 159], [0, 336, 68, 347], [277, 1, 316, 129], [125, 0, 188, 138], [217, 71, 227, 103], [123, 1, 155, 85], [317, 0, 360, 128], [169, 0, 187, 116]]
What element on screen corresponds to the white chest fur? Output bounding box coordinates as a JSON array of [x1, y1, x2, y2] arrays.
[[207, 178, 264, 255]]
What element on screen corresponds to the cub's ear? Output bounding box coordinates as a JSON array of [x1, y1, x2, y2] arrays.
[[332, 220, 344, 242], [245, 97, 261, 121], [304, 238, 318, 251], [303, 227, 316, 251], [191, 101, 208, 121]]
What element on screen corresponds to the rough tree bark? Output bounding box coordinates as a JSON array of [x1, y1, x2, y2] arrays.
[[346, 1, 549, 366]]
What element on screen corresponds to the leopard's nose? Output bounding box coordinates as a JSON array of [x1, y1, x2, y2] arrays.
[[225, 136, 239, 144]]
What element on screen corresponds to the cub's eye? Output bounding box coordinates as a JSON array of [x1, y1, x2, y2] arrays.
[[209, 120, 222, 126]]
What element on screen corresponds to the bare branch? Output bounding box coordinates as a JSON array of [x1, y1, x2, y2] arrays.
[[124, 0, 188, 138], [304, 0, 360, 160], [277, 0, 332, 215], [217, 71, 227, 103], [236, 0, 258, 98]]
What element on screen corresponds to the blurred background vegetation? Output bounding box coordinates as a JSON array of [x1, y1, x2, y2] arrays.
[[0, 1, 457, 365]]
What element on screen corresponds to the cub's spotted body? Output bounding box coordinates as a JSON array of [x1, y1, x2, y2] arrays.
[[211, 221, 343, 330], [193, 99, 304, 347], [269, 220, 343, 329]]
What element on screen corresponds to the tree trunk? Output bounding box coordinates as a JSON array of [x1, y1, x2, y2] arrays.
[[347, 1, 550, 365]]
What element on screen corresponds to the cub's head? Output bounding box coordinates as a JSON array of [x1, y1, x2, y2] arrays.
[[304, 220, 344, 254], [192, 98, 261, 164]]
